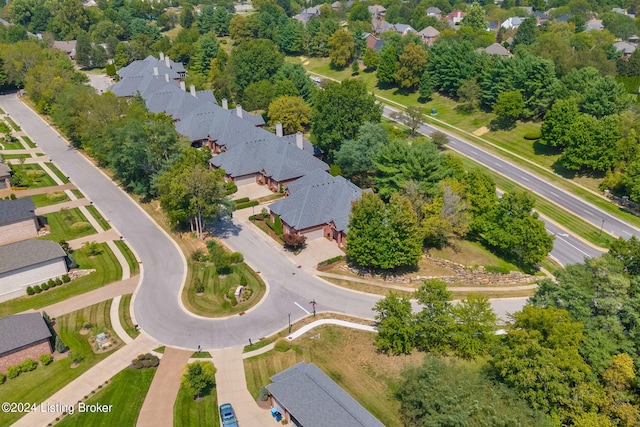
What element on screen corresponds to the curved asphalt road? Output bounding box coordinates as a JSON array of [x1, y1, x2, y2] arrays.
[[2, 94, 580, 348]]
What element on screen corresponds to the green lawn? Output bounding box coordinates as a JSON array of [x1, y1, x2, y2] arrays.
[[429, 239, 521, 272], [22, 136, 36, 148], [45, 162, 70, 183], [114, 240, 139, 275], [5, 116, 20, 131], [9, 163, 57, 188], [41, 208, 97, 242], [1, 153, 30, 160], [30, 190, 70, 207], [118, 294, 139, 339], [57, 368, 156, 427], [0, 138, 25, 150], [71, 189, 84, 198], [0, 301, 119, 426], [183, 262, 266, 317], [0, 243, 122, 317], [245, 326, 421, 427], [174, 382, 219, 427], [85, 205, 111, 231]]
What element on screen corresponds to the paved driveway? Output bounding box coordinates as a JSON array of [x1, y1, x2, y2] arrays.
[[0, 94, 529, 350]]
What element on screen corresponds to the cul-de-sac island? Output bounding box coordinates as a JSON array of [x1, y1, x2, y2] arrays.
[[1, 1, 640, 426]]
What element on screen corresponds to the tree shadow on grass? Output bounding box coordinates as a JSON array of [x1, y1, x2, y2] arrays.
[[532, 140, 562, 157]]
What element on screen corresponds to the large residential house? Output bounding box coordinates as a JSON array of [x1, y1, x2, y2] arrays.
[[0, 161, 11, 189], [109, 54, 361, 248], [479, 43, 510, 57], [0, 197, 38, 245], [294, 7, 321, 23], [615, 41, 637, 56], [0, 239, 68, 302], [0, 313, 52, 372], [501, 16, 525, 29], [446, 9, 466, 26], [426, 7, 441, 19], [418, 26, 440, 45], [268, 170, 362, 247], [368, 4, 386, 18], [393, 23, 416, 36]]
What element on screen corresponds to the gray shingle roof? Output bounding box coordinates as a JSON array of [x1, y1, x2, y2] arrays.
[[269, 170, 361, 232], [0, 197, 35, 227], [0, 240, 66, 275], [267, 362, 384, 427], [481, 43, 510, 56], [210, 136, 329, 182], [117, 55, 185, 80], [0, 162, 10, 177], [0, 313, 51, 355]]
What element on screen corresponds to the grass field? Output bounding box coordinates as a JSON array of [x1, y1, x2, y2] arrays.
[[1, 153, 30, 159], [0, 301, 118, 426], [57, 367, 156, 427], [118, 294, 139, 339], [183, 262, 266, 317], [0, 138, 25, 149], [245, 326, 423, 427], [5, 116, 20, 131], [45, 162, 70, 183], [71, 189, 84, 198], [22, 136, 35, 148], [428, 239, 522, 272], [174, 381, 219, 427], [29, 190, 70, 207], [41, 208, 97, 242], [85, 205, 111, 231], [114, 240, 139, 275], [9, 163, 56, 188], [0, 243, 121, 317]]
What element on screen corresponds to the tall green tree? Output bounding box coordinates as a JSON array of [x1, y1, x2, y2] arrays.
[[490, 90, 524, 130], [182, 361, 216, 399], [328, 29, 355, 69], [228, 39, 284, 96], [376, 43, 399, 86], [156, 148, 233, 238], [335, 122, 388, 185], [75, 30, 92, 68], [372, 292, 416, 354], [460, 2, 487, 32], [374, 138, 449, 200], [268, 95, 311, 134], [311, 78, 381, 158], [559, 114, 621, 172], [346, 192, 422, 270], [414, 280, 454, 354], [426, 40, 478, 97], [513, 16, 537, 47], [394, 43, 427, 90], [539, 99, 579, 148], [483, 191, 554, 268], [451, 294, 497, 359]]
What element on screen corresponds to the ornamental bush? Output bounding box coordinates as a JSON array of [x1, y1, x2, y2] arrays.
[[42, 282, 50, 291], [274, 339, 291, 352], [228, 252, 243, 264], [20, 359, 38, 372], [71, 222, 92, 233], [62, 274, 70, 283], [39, 354, 53, 366], [0, 373, 6, 384], [7, 365, 21, 379], [33, 285, 42, 293], [55, 278, 62, 286], [26, 286, 34, 296]]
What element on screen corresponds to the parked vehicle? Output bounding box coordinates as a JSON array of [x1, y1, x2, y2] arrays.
[[219, 403, 239, 427]]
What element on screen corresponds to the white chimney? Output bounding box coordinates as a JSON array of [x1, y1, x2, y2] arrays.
[[222, 99, 228, 109], [236, 104, 243, 118], [296, 132, 304, 150], [165, 74, 169, 82], [180, 81, 186, 91], [153, 66, 158, 76], [190, 84, 197, 97], [276, 123, 283, 137], [159, 52, 165, 61], [165, 55, 170, 68]]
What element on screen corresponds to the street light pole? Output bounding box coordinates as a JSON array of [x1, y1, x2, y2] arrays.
[[288, 312, 291, 333], [599, 219, 605, 237], [310, 300, 316, 317]]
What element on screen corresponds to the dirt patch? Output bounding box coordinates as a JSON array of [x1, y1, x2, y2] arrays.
[[473, 126, 489, 136]]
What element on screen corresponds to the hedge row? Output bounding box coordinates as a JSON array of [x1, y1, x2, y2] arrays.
[[3, 355, 52, 382], [26, 275, 70, 296], [236, 200, 259, 209], [233, 197, 250, 203]]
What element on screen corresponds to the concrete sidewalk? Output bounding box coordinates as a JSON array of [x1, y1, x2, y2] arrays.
[[67, 228, 120, 249], [12, 333, 158, 427], [211, 347, 274, 427], [137, 347, 192, 427], [111, 295, 134, 345], [30, 275, 139, 318], [34, 197, 89, 215], [0, 182, 75, 198]]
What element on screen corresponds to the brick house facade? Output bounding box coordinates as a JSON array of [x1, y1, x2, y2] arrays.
[[0, 313, 52, 372], [0, 339, 51, 372]]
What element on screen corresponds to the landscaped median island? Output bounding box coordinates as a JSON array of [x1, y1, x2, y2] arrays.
[[0, 301, 120, 426], [183, 239, 266, 317]]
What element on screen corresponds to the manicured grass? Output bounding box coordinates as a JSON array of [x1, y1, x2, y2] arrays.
[[153, 346, 166, 354], [57, 367, 156, 427], [192, 351, 212, 358], [40, 207, 97, 242], [429, 239, 522, 272], [0, 139, 25, 150], [45, 162, 70, 183], [85, 205, 111, 231], [183, 262, 266, 317], [9, 163, 56, 188], [22, 135, 36, 148], [174, 380, 219, 427], [0, 243, 122, 317], [30, 190, 70, 207], [114, 240, 139, 275], [1, 152, 30, 159], [5, 116, 20, 131], [455, 154, 614, 248], [245, 326, 422, 427], [118, 294, 139, 339], [0, 107, 4, 114], [71, 189, 84, 198], [0, 301, 118, 426]]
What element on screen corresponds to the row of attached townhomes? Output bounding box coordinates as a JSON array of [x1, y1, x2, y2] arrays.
[[108, 53, 363, 248], [0, 198, 64, 371]]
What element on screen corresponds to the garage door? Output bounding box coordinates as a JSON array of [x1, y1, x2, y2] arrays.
[[234, 174, 256, 186], [302, 227, 324, 240]]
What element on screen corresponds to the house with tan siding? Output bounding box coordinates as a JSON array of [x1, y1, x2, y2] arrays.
[[0, 197, 38, 245]]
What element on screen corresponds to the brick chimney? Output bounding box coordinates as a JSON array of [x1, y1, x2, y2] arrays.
[[159, 52, 165, 61], [276, 123, 283, 137], [236, 104, 243, 118], [190, 85, 197, 97], [296, 132, 304, 150], [165, 55, 170, 68], [180, 81, 186, 91]]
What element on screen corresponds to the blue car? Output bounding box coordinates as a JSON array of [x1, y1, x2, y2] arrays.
[[219, 403, 239, 427]]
